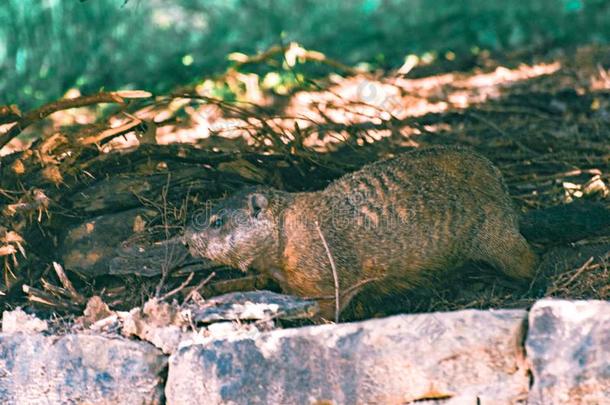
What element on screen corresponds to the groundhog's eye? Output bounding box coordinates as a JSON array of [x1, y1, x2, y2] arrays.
[[210, 216, 224, 229]]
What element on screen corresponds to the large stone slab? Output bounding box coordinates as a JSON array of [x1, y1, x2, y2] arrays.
[[526, 299, 610, 405], [166, 309, 529, 405], [0, 333, 167, 404]]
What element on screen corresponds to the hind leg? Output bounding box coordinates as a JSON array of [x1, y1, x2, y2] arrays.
[[472, 219, 538, 281], [316, 281, 374, 322]]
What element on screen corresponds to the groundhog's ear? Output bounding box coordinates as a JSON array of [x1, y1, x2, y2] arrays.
[[248, 193, 268, 217]]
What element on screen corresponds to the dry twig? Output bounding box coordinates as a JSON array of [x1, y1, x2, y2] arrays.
[[52, 262, 86, 304], [159, 272, 195, 301], [182, 271, 217, 305], [315, 220, 340, 323], [0, 90, 151, 149]]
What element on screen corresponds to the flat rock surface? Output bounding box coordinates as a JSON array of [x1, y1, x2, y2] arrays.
[[188, 290, 319, 322], [0, 333, 167, 405], [166, 309, 529, 405], [526, 299, 610, 405]]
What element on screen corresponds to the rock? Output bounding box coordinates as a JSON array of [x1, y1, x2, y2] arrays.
[[166, 309, 529, 405], [0, 333, 167, 404], [121, 299, 188, 355], [526, 299, 610, 405], [120, 294, 304, 354], [188, 290, 319, 323], [2, 308, 48, 334], [78, 295, 115, 328], [173, 322, 264, 356]]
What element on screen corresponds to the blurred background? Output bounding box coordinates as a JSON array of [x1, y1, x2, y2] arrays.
[[2, 0, 610, 109]]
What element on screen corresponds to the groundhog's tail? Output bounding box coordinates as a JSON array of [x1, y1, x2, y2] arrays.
[[519, 201, 610, 244]]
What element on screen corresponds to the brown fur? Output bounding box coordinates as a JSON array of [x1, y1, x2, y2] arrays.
[[185, 147, 538, 319]]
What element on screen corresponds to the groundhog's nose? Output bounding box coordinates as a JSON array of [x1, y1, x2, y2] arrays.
[[182, 227, 195, 243]]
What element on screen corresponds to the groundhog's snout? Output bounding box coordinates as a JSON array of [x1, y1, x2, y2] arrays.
[[186, 243, 198, 258], [182, 228, 204, 257], [179, 233, 188, 246]]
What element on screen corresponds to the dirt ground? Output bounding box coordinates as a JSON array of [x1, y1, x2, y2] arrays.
[[0, 44, 608, 321]]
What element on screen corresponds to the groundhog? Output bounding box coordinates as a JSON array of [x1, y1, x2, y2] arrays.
[[185, 146, 538, 319]]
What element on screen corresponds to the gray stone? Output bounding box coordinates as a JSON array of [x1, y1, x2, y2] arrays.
[[166, 309, 529, 405], [2, 308, 48, 334], [526, 299, 610, 405], [188, 290, 319, 322], [0, 333, 167, 404]]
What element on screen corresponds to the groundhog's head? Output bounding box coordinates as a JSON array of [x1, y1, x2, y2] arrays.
[[184, 187, 279, 272]]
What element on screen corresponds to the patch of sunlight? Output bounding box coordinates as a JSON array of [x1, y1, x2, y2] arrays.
[[181, 54, 194, 66], [590, 68, 610, 90], [423, 123, 452, 133], [461, 62, 561, 89]]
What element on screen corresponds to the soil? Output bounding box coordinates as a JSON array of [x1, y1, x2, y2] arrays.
[[0, 44, 608, 321]]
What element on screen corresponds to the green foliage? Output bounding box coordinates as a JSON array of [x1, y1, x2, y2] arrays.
[[2, 0, 610, 109]]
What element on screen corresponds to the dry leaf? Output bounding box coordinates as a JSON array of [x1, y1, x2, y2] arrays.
[[0, 245, 16, 257], [11, 159, 25, 175], [112, 90, 153, 99], [133, 215, 146, 233], [42, 165, 64, 186], [583, 175, 609, 198], [79, 296, 115, 328]]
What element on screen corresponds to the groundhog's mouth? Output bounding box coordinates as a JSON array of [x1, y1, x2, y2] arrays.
[[186, 241, 232, 270], [190, 239, 243, 271], [186, 242, 203, 259]]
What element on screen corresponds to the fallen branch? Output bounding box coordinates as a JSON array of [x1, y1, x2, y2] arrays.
[[546, 256, 599, 295], [52, 262, 86, 304], [0, 90, 152, 150], [22, 284, 82, 312], [0, 105, 21, 124], [229, 42, 364, 76], [78, 118, 143, 145], [159, 272, 195, 301], [182, 271, 217, 305]]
